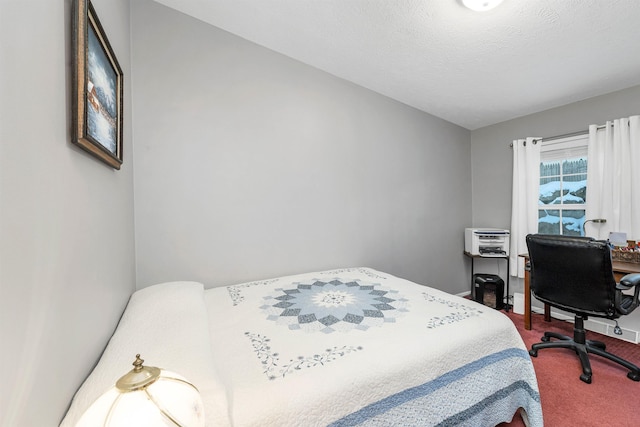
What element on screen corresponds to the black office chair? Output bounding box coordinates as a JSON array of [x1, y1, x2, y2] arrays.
[[525, 233, 640, 384]]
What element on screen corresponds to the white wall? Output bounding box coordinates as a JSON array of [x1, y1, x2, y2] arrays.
[[0, 1, 136, 426], [131, 0, 473, 293]]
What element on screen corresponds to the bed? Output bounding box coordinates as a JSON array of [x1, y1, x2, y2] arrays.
[[61, 267, 543, 426]]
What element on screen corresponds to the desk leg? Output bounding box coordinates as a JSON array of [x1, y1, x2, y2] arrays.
[[470, 258, 475, 300], [505, 257, 510, 311], [524, 268, 531, 330]]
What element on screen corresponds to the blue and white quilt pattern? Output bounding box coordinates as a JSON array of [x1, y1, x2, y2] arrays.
[[204, 267, 543, 427], [261, 278, 409, 333]]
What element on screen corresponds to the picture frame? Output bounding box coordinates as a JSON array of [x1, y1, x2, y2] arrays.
[[72, 0, 123, 169]]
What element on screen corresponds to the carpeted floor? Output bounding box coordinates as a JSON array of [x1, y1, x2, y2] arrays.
[[499, 310, 640, 427]]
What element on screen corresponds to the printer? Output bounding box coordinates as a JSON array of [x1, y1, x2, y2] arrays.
[[465, 228, 510, 257]]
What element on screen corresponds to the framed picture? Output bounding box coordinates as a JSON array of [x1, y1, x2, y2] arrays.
[[73, 0, 123, 169]]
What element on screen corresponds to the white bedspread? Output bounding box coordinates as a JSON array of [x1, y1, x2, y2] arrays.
[[203, 267, 543, 426], [61, 268, 542, 426]]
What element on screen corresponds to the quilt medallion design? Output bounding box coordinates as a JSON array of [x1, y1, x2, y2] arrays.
[[261, 279, 409, 333]]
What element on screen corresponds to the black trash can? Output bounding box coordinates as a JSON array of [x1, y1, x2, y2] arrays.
[[473, 273, 504, 310]]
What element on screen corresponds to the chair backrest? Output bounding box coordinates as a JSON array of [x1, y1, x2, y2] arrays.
[[526, 233, 617, 318]]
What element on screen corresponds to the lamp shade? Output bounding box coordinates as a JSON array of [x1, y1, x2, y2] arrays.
[[77, 355, 205, 427]]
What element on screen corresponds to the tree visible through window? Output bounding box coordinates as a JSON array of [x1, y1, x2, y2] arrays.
[[538, 135, 588, 236]]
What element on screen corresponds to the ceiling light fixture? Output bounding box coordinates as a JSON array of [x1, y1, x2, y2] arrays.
[[462, 0, 504, 12]]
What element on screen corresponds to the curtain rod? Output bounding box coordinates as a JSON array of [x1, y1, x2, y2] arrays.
[[509, 123, 614, 148], [534, 129, 588, 144]]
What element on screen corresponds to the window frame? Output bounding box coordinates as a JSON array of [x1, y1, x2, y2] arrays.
[[538, 133, 589, 236]]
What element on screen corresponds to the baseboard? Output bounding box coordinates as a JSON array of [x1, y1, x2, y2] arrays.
[[458, 290, 640, 344], [513, 292, 524, 315], [531, 306, 639, 344]]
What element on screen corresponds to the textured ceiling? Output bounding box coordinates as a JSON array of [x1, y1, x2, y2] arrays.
[[152, 0, 640, 130]]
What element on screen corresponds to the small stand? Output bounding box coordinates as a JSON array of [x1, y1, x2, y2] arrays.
[[464, 251, 511, 311]]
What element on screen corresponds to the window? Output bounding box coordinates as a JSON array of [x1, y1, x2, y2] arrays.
[[538, 134, 589, 236]]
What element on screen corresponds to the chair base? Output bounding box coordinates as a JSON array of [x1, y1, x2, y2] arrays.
[[528, 316, 640, 384]]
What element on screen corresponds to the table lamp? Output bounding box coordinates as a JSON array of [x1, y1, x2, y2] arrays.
[[583, 218, 606, 236], [76, 354, 205, 427]]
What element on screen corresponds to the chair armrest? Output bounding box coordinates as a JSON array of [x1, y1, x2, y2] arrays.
[[618, 273, 640, 291], [616, 273, 640, 315]]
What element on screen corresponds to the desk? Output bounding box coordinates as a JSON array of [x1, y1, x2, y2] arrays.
[[464, 251, 510, 311], [520, 253, 640, 330], [612, 261, 640, 281]]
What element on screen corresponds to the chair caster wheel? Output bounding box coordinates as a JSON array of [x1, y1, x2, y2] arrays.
[[628, 371, 640, 382], [541, 336, 550, 342], [529, 349, 538, 357], [580, 374, 592, 384]]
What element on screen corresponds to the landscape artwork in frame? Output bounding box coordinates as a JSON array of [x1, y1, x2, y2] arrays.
[[73, 0, 123, 169]]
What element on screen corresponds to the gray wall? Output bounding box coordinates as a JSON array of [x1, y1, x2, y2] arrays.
[[131, 0, 472, 292], [470, 85, 640, 290], [471, 85, 640, 228], [4, 0, 635, 424], [0, 1, 136, 426]]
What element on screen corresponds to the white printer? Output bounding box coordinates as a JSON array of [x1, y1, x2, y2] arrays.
[[465, 228, 510, 257]]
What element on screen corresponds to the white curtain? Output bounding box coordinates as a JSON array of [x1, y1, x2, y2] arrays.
[[509, 137, 541, 278], [585, 115, 640, 241]]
